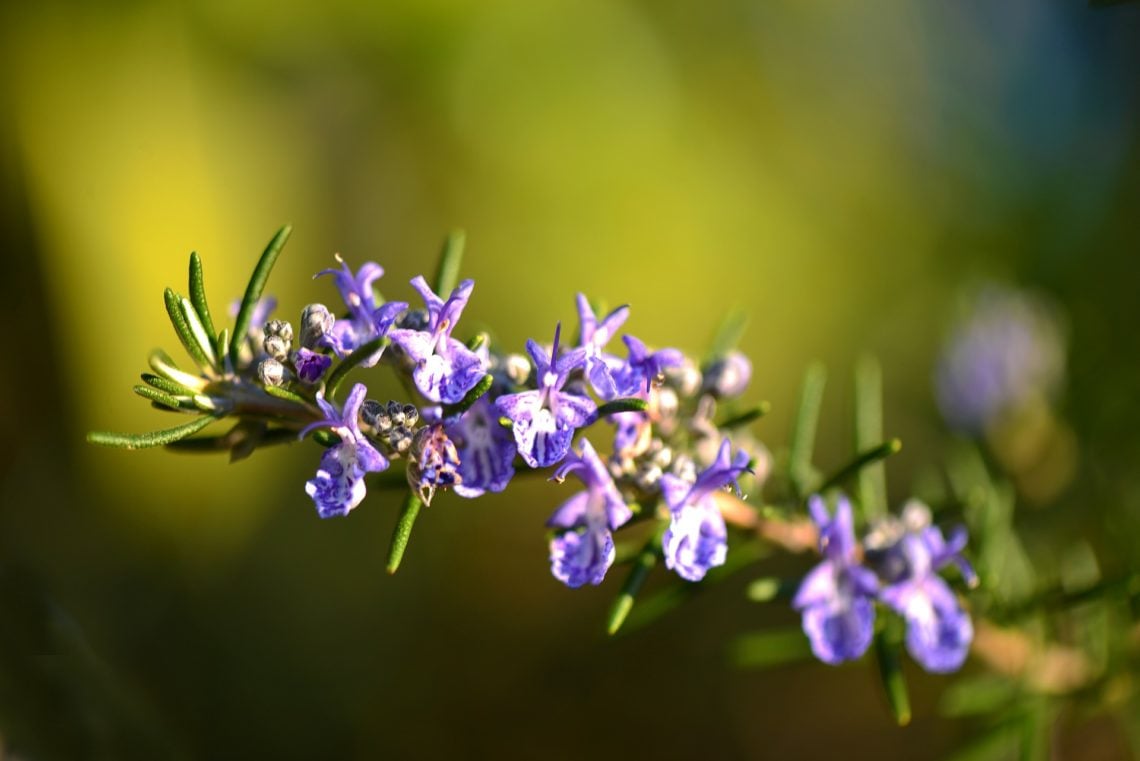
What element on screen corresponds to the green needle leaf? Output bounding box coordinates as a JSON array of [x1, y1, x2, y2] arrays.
[[325, 337, 388, 400], [386, 489, 423, 575], [180, 296, 217, 369], [442, 374, 493, 417], [188, 251, 217, 347], [132, 384, 194, 411], [719, 401, 771, 430], [854, 355, 887, 521], [596, 398, 650, 418], [263, 385, 313, 407], [164, 288, 214, 370], [874, 620, 912, 727], [230, 225, 292, 369], [148, 350, 208, 391], [818, 439, 902, 495], [788, 362, 826, 499], [606, 525, 664, 636], [433, 229, 466, 296], [141, 372, 194, 396], [87, 414, 221, 450]]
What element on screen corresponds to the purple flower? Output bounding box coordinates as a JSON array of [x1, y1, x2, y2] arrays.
[[702, 350, 752, 398], [880, 526, 975, 673], [446, 397, 517, 498], [614, 335, 684, 397], [547, 438, 632, 587], [300, 383, 388, 518], [935, 285, 1065, 433], [660, 439, 750, 582], [495, 324, 596, 468], [292, 348, 332, 383], [792, 495, 879, 665], [388, 277, 485, 404], [316, 256, 406, 366], [575, 294, 629, 399]]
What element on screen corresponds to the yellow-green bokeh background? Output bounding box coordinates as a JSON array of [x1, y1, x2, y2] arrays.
[[2, 1, 1139, 758]]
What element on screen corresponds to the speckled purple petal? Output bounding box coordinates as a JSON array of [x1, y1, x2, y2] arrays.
[[800, 596, 875, 665], [662, 500, 727, 582], [550, 524, 615, 588]]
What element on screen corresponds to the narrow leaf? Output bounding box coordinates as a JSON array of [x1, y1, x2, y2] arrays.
[[230, 225, 292, 369], [148, 350, 208, 391], [818, 439, 902, 494], [164, 288, 214, 370], [596, 398, 650, 417], [263, 384, 312, 407], [386, 489, 423, 574], [87, 414, 221, 450], [874, 621, 912, 727], [719, 401, 771, 430], [606, 526, 664, 636], [433, 229, 466, 296], [188, 251, 217, 347], [216, 328, 233, 376], [788, 362, 826, 498], [180, 297, 217, 369], [442, 374, 493, 417], [132, 384, 193, 411], [854, 355, 887, 520], [325, 336, 389, 400], [141, 372, 193, 396]]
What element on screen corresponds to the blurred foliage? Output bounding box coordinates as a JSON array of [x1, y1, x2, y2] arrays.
[[2, 0, 1140, 758]]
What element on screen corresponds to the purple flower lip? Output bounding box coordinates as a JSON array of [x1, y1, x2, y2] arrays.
[[546, 438, 630, 588], [660, 439, 750, 582], [792, 495, 878, 665], [495, 323, 596, 469], [878, 522, 976, 673], [300, 383, 389, 518], [388, 277, 484, 404], [446, 397, 517, 499]]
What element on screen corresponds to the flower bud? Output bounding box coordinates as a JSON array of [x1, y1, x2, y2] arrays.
[[257, 357, 287, 387], [300, 303, 336, 349], [264, 335, 290, 361], [264, 319, 294, 342]]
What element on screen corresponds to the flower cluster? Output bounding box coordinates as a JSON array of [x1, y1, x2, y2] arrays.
[[292, 254, 760, 587], [794, 495, 976, 673], [90, 228, 978, 703]]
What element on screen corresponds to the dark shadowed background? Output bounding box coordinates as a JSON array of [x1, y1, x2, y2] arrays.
[[2, 1, 1140, 758]]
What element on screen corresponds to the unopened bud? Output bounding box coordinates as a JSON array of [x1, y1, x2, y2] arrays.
[[300, 304, 336, 349], [264, 334, 290, 361], [258, 358, 287, 387]]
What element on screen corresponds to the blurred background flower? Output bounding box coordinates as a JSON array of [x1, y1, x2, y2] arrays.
[[2, 0, 1139, 758]]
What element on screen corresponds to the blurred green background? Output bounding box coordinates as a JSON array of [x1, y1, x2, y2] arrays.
[[2, 1, 1139, 758]]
